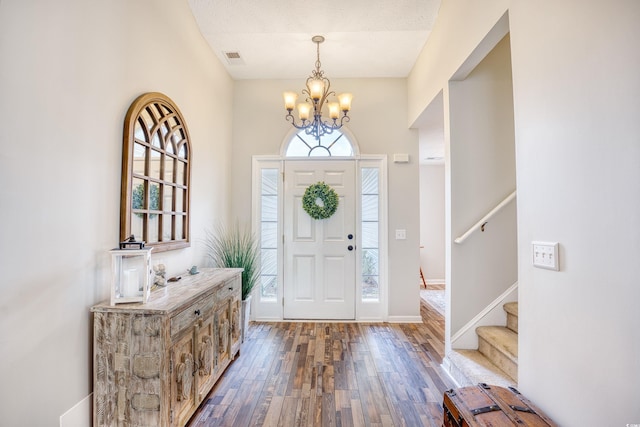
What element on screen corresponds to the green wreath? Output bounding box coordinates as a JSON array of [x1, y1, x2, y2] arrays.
[[302, 182, 339, 220]]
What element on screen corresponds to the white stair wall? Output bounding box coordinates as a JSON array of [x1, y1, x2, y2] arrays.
[[451, 282, 518, 349]]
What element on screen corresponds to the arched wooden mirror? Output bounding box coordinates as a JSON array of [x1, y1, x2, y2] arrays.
[[120, 92, 191, 252]]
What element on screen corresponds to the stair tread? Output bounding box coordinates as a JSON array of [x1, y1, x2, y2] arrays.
[[448, 349, 517, 388], [476, 326, 518, 361], [504, 302, 518, 317]]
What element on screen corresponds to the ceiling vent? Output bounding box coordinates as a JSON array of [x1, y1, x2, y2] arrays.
[[223, 51, 245, 65]]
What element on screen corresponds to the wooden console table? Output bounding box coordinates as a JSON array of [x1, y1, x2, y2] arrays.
[[91, 268, 243, 426]]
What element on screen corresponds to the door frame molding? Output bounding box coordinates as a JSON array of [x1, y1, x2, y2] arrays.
[[251, 154, 388, 322]]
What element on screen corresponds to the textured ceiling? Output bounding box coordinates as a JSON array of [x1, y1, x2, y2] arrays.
[[187, 0, 442, 80]]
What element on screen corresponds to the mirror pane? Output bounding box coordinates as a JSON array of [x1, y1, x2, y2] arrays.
[[175, 189, 184, 213], [148, 215, 159, 243], [162, 214, 173, 241], [141, 108, 154, 131], [133, 143, 146, 176], [176, 161, 185, 186], [130, 212, 143, 242], [175, 215, 183, 240], [161, 122, 171, 142], [163, 186, 173, 211], [134, 119, 146, 141], [151, 130, 161, 148], [132, 178, 145, 210], [149, 182, 160, 211], [149, 149, 161, 180], [171, 129, 183, 144], [178, 143, 187, 159], [165, 157, 174, 183], [166, 141, 175, 155]]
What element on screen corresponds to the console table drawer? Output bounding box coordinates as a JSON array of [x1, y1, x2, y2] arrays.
[[170, 295, 215, 338], [217, 277, 240, 305]]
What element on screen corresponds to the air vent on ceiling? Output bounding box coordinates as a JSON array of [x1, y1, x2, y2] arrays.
[[223, 51, 245, 65]]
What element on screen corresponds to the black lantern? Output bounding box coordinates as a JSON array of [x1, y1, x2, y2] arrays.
[[119, 234, 145, 250]]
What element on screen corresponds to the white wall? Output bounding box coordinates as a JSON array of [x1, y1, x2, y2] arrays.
[[448, 34, 517, 334], [0, 1, 233, 425], [409, 0, 640, 425], [231, 79, 421, 319], [408, 0, 509, 126], [510, 1, 640, 425], [419, 164, 445, 284]]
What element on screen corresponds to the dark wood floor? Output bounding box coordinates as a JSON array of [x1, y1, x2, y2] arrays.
[[188, 300, 448, 426]]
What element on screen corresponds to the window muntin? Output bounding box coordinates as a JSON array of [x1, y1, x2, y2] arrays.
[[121, 92, 191, 252], [285, 128, 354, 157]]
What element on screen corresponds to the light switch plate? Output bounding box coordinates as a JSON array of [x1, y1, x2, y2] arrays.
[[395, 229, 406, 240], [532, 241, 559, 271]]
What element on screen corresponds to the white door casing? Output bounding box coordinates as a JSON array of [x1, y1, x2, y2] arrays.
[[283, 160, 356, 319]]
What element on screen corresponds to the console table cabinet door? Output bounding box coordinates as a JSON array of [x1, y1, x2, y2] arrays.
[[170, 329, 196, 426], [195, 315, 216, 402], [230, 295, 242, 356], [216, 305, 231, 372]]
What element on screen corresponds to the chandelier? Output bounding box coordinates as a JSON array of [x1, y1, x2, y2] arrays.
[[283, 35, 353, 142]]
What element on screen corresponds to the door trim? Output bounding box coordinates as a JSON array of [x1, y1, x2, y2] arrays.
[[251, 154, 388, 322]]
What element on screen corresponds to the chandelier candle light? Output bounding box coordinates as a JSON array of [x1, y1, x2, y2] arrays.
[[283, 35, 353, 142]]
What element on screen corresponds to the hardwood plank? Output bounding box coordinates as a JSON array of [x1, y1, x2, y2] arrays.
[[187, 320, 452, 426]]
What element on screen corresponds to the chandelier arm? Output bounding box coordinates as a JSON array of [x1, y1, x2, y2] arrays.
[[285, 113, 310, 130]]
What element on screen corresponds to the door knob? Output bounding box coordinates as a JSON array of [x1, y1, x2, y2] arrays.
[[348, 234, 354, 240], [348, 245, 354, 251]]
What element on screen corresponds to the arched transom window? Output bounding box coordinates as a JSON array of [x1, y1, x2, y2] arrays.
[[285, 128, 355, 157]]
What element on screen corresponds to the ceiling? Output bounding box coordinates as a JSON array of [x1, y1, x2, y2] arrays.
[[187, 0, 442, 80], [187, 0, 445, 165]]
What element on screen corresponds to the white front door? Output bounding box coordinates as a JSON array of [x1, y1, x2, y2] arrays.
[[283, 160, 356, 319]]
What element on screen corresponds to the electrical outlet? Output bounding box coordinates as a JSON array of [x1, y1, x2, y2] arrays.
[[395, 229, 406, 240], [532, 241, 559, 271]]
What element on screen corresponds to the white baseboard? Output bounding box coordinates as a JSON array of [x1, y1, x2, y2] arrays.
[[387, 315, 423, 323], [451, 282, 518, 349], [60, 393, 91, 427], [441, 356, 461, 388], [356, 316, 385, 322]]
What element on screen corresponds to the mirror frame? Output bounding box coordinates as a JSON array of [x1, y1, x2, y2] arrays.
[[120, 92, 191, 252]]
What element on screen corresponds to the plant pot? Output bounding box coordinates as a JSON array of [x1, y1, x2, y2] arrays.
[[241, 295, 252, 342]]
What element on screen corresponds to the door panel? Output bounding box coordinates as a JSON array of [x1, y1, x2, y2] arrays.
[[284, 160, 355, 319]]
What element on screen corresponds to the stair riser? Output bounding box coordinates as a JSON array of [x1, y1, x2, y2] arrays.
[[478, 337, 518, 382], [506, 312, 518, 333]]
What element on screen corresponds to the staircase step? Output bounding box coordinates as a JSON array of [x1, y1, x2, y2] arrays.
[[476, 326, 518, 382], [504, 302, 518, 333], [447, 349, 516, 388]]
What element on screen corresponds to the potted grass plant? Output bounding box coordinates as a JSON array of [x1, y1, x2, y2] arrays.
[[204, 222, 260, 341]]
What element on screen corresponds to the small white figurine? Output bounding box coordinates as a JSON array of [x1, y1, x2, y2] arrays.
[[153, 263, 167, 288]]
